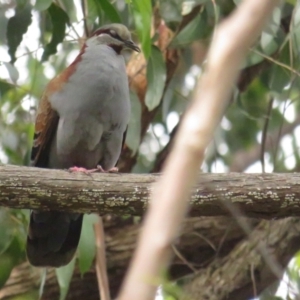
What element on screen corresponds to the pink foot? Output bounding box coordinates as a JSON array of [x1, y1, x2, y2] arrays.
[[68, 166, 91, 174], [68, 165, 119, 174]]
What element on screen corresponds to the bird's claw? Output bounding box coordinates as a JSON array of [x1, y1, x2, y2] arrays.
[[89, 165, 119, 173], [68, 166, 91, 174]]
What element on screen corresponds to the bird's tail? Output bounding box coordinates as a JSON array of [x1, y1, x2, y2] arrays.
[[26, 211, 83, 267]]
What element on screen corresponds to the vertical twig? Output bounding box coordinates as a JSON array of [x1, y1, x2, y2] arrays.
[[94, 217, 111, 300], [250, 263, 257, 297], [261, 97, 274, 173], [273, 99, 288, 171], [81, 0, 89, 37]]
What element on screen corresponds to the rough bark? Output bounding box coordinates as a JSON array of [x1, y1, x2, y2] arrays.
[[2, 165, 300, 219], [3, 216, 299, 300], [1, 216, 257, 299], [181, 217, 300, 300]]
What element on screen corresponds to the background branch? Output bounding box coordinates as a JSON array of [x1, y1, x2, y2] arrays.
[[181, 217, 300, 300], [230, 114, 300, 171]]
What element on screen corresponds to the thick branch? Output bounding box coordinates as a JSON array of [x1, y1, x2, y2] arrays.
[[2, 165, 300, 218], [1, 216, 258, 299], [181, 217, 300, 300]]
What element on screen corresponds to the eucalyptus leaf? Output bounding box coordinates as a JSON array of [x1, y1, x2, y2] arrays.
[[0, 210, 14, 255], [145, 46, 166, 111], [78, 214, 98, 275], [171, 13, 207, 47], [0, 10, 8, 44], [268, 64, 290, 94], [0, 253, 15, 289], [131, 0, 152, 59], [97, 0, 121, 23], [6, 3, 32, 63], [260, 32, 278, 55], [87, 0, 99, 29], [292, 2, 300, 54], [42, 3, 70, 61], [55, 257, 76, 300], [3, 62, 19, 83], [0, 81, 13, 98], [34, 0, 52, 11]]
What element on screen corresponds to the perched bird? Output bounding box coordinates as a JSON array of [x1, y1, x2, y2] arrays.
[[26, 24, 140, 267]]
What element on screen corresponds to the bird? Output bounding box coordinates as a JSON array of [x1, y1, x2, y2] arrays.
[[26, 23, 140, 267]]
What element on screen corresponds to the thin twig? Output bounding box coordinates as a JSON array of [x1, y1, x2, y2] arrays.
[[261, 97, 274, 173], [220, 197, 283, 279], [172, 245, 197, 273], [192, 232, 217, 252], [251, 48, 300, 78], [94, 217, 111, 300], [273, 99, 288, 171], [251, 263, 257, 297], [81, 0, 89, 37]]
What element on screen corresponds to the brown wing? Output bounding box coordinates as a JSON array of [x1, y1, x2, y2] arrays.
[[30, 53, 85, 168], [31, 93, 59, 168]]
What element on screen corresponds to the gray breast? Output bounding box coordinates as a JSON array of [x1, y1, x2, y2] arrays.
[[48, 44, 130, 170]]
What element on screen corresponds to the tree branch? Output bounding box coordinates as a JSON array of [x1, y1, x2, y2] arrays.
[[1, 216, 258, 299], [2, 165, 300, 218], [181, 217, 300, 300]]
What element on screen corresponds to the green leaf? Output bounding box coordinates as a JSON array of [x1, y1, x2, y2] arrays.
[[34, 0, 52, 11], [171, 13, 208, 47], [145, 46, 167, 111], [131, 0, 152, 59], [0, 253, 15, 288], [97, 0, 121, 23], [55, 257, 76, 300], [0, 10, 8, 44], [260, 32, 278, 54], [126, 91, 142, 155], [87, 0, 99, 28], [0, 81, 14, 98], [292, 2, 300, 54], [6, 4, 32, 63], [78, 214, 97, 275], [0, 210, 14, 255], [3, 62, 19, 83], [243, 50, 264, 68], [268, 64, 290, 94], [42, 3, 70, 61], [59, 0, 77, 22]]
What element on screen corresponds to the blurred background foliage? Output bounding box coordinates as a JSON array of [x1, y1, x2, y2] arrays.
[[1, 0, 300, 299]]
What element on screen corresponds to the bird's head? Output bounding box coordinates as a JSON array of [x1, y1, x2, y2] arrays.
[[86, 23, 140, 54]]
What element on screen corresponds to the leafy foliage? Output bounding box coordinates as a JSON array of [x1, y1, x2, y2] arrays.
[[41, 4, 70, 61], [6, 3, 32, 63], [145, 45, 167, 111]]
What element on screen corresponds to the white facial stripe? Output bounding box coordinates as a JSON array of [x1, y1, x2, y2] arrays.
[[86, 33, 124, 48]]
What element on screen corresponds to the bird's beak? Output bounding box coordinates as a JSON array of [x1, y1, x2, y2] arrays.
[[124, 40, 141, 52]]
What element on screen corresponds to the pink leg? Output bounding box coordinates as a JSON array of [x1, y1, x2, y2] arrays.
[[68, 165, 119, 174], [68, 166, 91, 174]]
